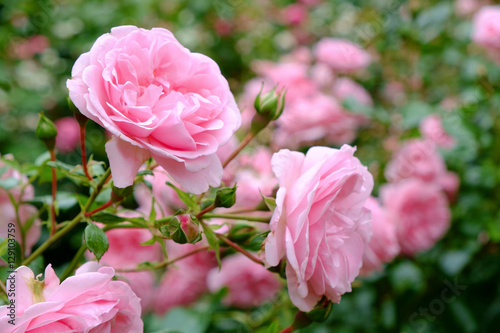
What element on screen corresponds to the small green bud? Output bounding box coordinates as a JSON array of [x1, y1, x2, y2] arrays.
[[67, 96, 88, 126], [253, 83, 286, 121], [214, 185, 237, 208], [228, 223, 255, 243], [36, 111, 58, 150]]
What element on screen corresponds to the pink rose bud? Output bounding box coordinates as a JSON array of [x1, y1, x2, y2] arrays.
[[314, 38, 371, 72], [0, 263, 143, 332], [381, 179, 451, 255], [207, 254, 282, 308], [265, 145, 373, 312], [67, 25, 241, 194], [54, 117, 80, 153], [282, 4, 308, 26]]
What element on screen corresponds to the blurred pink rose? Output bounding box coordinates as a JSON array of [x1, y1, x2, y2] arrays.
[[437, 171, 460, 202], [274, 93, 358, 148], [54, 117, 80, 153], [419, 114, 455, 149], [154, 242, 217, 314], [360, 197, 400, 276], [0, 155, 40, 257], [332, 77, 373, 107], [472, 6, 500, 49], [384, 139, 447, 183], [314, 38, 371, 72], [10, 35, 49, 59], [282, 4, 308, 26], [85, 222, 162, 312], [223, 147, 276, 209], [265, 145, 373, 311], [0, 262, 143, 332], [381, 179, 451, 255], [456, 0, 488, 17], [207, 254, 282, 308], [67, 25, 241, 194]]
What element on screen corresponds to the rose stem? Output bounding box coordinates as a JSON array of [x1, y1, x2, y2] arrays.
[[80, 123, 92, 180], [84, 199, 114, 217], [116, 245, 210, 272], [22, 168, 111, 266], [60, 242, 87, 280], [195, 203, 216, 220], [222, 131, 257, 168], [216, 234, 264, 265], [202, 213, 271, 223], [50, 149, 57, 236]]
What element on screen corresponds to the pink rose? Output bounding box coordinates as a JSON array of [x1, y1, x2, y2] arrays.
[[207, 254, 282, 308], [0, 155, 41, 257], [154, 242, 217, 314], [419, 114, 455, 149], [381, 179, 451, 255], [67, 25, 241, 194], [360, 197, 400, 276], [55, 117, 80, 153], [265, 145, 373, 311], [0, 262, 143, 332], [384, 139, 447, 183], [314, 38, 371, 72], [282, 4, 308, 26], [472, 6, 500, 49], [332, 77, 373, 107], [274, 93, 358, 148], [85, 221, 162, 312]]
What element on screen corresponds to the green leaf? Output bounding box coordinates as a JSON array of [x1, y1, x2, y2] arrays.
[[260, 191, 276, 211], [84, 223, 109, 261], [0, 238, 8, 258], [266, 321, 279, 333], [0, 177, 20, 190], [201, 222, 220, 268], [166, 182, 197, 211]]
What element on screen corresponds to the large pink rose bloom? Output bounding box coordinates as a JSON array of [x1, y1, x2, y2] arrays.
[[360, 197, 400, 276], [472, 6, 500, 49], [154, 242, 217, 314], [419, 114, 455, 149], [67, 25, 241, 194], [0, 155, 40, 257], [207, 254, 282, 308], [0, 262, 142, 332], [314, 38, 371, 72], [381, 180, 451, 255], [265, 145, 373, 311]]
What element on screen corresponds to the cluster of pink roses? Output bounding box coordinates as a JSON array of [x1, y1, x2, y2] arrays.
[[359, 114, 458, 276], [240, 38, 372, 149]]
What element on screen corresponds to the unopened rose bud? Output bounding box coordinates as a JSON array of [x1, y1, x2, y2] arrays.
[[214, 185, 237, 208], [67, 97, 88, 126], [36, 111, 58, 150], [254, 84, 286, 121], [169, 214, 201, 244]]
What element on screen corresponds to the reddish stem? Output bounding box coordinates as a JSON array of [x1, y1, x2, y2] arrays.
[[195, 203, 216, 220], [80, 124, 92, 180], [50, 150, 57, 236], [84, 199, 114, 217], [279, 327, 294, 333], [222, 131, 256, 168], [217, 234, 264, 265]]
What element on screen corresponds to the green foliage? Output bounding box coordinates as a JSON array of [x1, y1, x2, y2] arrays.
[[84, 223, 109, 261]]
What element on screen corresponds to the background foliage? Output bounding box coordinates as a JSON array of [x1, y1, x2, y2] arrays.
[[0, 0, 499, 332]]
